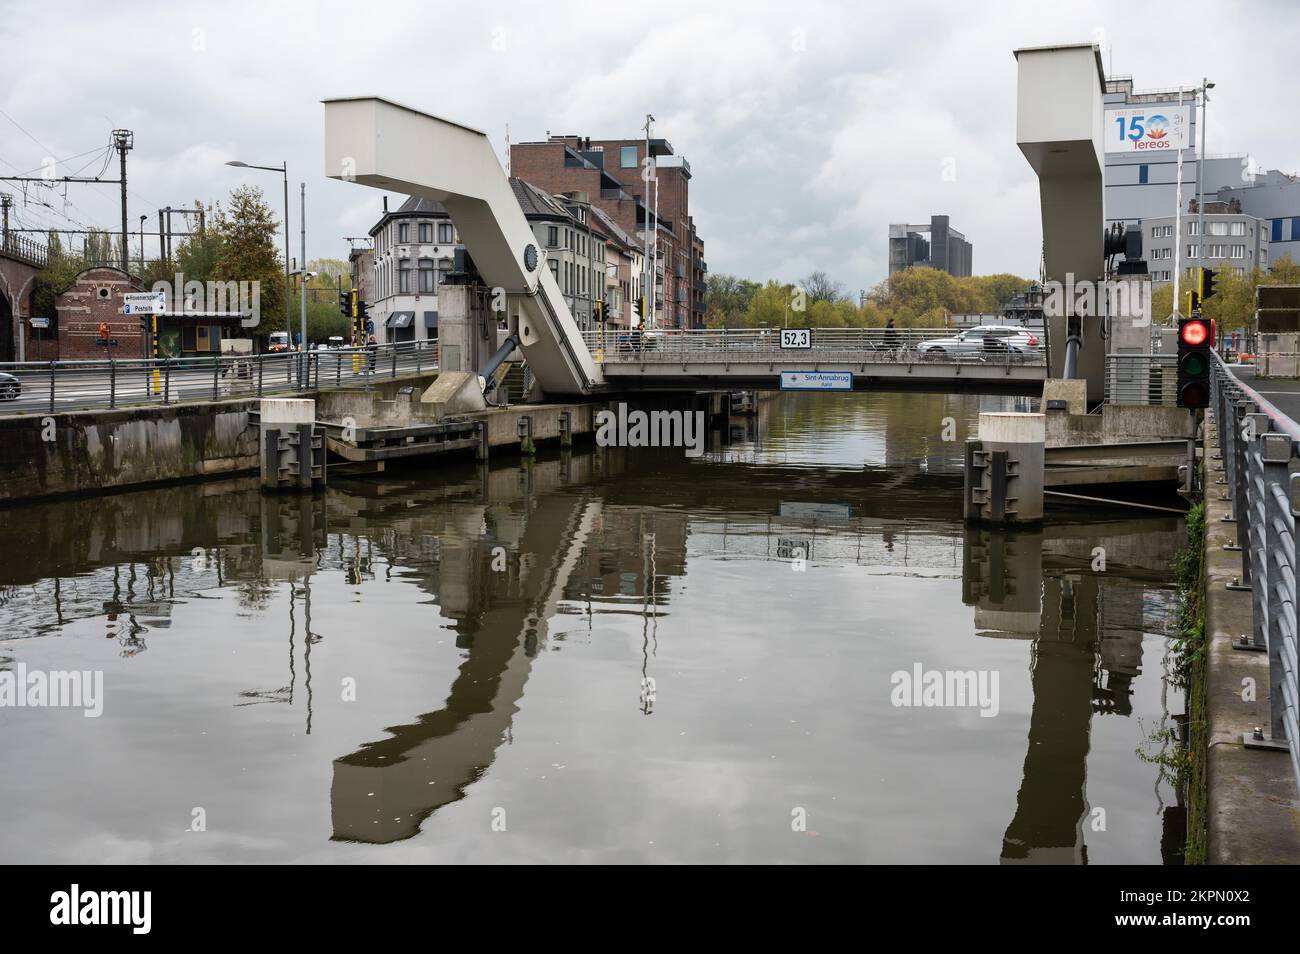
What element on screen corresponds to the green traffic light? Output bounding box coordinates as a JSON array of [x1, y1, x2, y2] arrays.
[[1179, 352, 1208, 377]]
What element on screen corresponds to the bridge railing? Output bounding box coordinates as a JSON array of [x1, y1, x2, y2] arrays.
[[1211, 351, 1300, 789], [1105, 353, 1177, 406], [0, 340, 438, 414], [579, 327, 1046, 365], [1, 232, 49, 267]]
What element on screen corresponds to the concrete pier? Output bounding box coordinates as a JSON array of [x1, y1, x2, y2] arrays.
[[964, 412, 1046, 525], [260, 398, 325, 492]]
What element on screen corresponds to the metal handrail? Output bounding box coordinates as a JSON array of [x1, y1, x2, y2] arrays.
[[0, 340, 439, 414], [1211, 350, 1300, 789], [580, 327, 1046, 365]]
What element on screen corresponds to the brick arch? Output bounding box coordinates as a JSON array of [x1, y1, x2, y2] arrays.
[[0, 253, 41, 362]]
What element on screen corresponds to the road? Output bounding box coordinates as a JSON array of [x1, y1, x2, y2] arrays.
[[1229, 366, 1300, 423]]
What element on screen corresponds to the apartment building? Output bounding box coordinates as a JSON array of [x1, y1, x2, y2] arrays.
[[510, 178, 608, 330], [590, 204, 644, 329], [366, 196, 461, 345], [1141, 202, 1269, 285], [510, 132, 706, 329]]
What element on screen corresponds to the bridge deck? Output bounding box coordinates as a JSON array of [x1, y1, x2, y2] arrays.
[[583, 328, 1047, 395]]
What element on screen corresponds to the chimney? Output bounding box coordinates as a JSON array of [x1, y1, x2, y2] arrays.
[[383, 196, 388, 213]]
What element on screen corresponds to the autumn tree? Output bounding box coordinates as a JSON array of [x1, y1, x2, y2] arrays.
[[213, 185, 284, 323]]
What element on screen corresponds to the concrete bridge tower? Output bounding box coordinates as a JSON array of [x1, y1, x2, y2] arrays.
[[1015, 44, 1108, 406]]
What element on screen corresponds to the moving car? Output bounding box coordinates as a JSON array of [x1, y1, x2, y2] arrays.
[[917, 325, 1039, 357], [0, 372, 20, 401]]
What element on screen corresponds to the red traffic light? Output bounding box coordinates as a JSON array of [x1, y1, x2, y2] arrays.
[[1180, 319, 1210, 347]]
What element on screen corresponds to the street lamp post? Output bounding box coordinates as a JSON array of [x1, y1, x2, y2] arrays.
[[300, 182, 308, 384], [138, 214, 147, 275], [225, 159, 291, 343], [1196, 79, 1215, 289]]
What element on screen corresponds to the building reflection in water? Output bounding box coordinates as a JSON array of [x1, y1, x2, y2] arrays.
[[0, 403, 1185, 859], [962, 520, 1183, 864]]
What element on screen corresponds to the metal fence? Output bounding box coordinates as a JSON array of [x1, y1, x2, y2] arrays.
[[1211, 351, 1300, 788], [580, 327, 1046, 365], [1105, 353, 1177, 405], [0, 340, 438, 414]]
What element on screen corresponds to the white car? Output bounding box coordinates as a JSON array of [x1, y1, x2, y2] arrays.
[[917, 325, 1040, 357]]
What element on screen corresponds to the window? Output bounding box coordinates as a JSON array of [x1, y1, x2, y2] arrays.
[[1231, 245, 1245, 259], [418, 258, 435, 292], [438, 223, 454, 243], [398, 261, 411, 293], [1230, 222, 1245, 236], [1165, 225, 1174, 237], [1189, 221, 1200, 235], [1209, 221, 1229, 236], [620, 145, 638, 168], [1138, 165, 1149, 184], [548, 260, 558, 281], [398, 223, 409, 243], [1292, 218, 1300, 242], [547, 225, 559, 248], [418, 222, 432, 243], [1272, 219, 1283, 242], [1151, 226, 1159, 238], [1187, 244, 1198, 259]]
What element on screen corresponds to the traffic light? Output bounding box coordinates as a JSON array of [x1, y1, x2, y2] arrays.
[[338, 290, 352, 318], [595, 298, 604, 324], [357, 298, 372, 337], [1187, 289, 1200, 316], [1198, 266, 1217, 304], [1177, 316, 1214, 409]]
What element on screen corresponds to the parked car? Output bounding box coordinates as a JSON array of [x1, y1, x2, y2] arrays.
[[0, 372, 19, 401], [917, 325, 1039, 357]]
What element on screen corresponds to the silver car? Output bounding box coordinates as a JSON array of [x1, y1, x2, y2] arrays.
[[917, 325, 1040, 357], [0, 372, 19, 401]]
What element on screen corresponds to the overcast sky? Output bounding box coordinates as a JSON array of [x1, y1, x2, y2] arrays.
[[2, 0, 1296, 294]]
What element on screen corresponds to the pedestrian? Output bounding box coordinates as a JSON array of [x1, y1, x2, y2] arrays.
[[884, 316, 899, 350], [366, 333, 378, 373]]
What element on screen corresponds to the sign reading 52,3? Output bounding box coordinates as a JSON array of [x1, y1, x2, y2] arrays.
[[780, 329, 811, 349]]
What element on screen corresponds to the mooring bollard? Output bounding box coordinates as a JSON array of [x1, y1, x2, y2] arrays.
[[964, 412, 1045, 525], [260, 398, 326, 493]]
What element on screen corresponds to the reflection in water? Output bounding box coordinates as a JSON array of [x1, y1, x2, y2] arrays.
[[0, 392, 1182, 863], [964, 523, 1182, 863]]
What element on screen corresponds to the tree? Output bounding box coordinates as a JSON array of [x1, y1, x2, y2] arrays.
[[213, 185, 284, 323], [800, 270, 843, 303], [172, 200, 222, 283], [704, 272, 761, 328]]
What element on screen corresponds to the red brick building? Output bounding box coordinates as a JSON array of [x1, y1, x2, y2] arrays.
[[55, 267, 147, 359], [510, 134, 706, 328]]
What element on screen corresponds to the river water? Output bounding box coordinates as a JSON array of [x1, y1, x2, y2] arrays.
[[0, 392, 1184, 864]]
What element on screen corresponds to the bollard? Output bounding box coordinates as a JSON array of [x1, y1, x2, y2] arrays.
[[260, 398, 326, 493], [964, 412, 1045, 525]]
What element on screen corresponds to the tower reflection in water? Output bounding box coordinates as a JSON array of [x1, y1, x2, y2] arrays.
[[962, 520, 1183, 864], [328, 452, 613, 843]]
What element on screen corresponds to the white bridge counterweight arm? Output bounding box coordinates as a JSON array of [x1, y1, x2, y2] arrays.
[[323, 96, 601, 396]]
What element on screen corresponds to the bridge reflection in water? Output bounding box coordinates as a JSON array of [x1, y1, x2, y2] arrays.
[[964, 523, 1184, 864], [0, 392, 1183, 862]]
